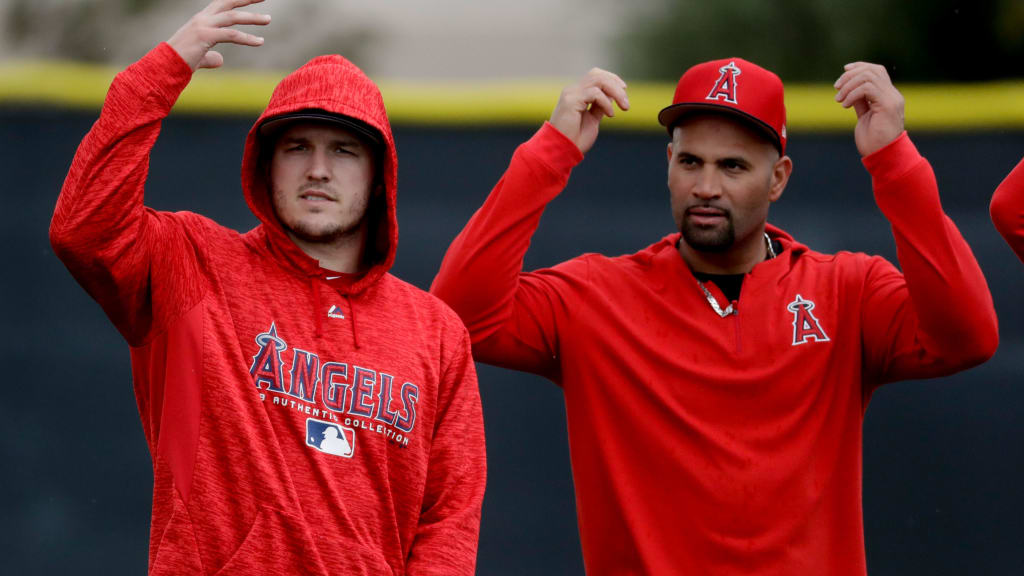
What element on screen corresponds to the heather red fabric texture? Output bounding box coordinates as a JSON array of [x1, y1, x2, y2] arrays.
[[991, 157, 1024, 263], [51, 43, 485, 575], [431, 123, 997, 575]]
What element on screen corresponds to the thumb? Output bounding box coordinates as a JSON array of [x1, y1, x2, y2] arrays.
[[584, 103, 606, 127], [198, 51, 224, 70], [852, 99, 870, 119]]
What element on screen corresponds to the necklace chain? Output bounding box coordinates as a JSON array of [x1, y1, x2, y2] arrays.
[[699, 282, 735, 317], [696, 233, 775, 318]]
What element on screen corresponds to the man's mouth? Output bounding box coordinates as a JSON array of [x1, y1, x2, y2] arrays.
[[299, 189, 334, 202], [686, 206, 727, 225]]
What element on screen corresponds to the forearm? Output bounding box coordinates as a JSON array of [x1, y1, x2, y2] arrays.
[[431, 123, 581, 343], [990, 156, 1024, 263], [868, 133, 998, 363], [50, 43, 194, 340]]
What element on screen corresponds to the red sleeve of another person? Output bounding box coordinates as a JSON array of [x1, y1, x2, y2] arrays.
[[991, 157, 1024, 263]]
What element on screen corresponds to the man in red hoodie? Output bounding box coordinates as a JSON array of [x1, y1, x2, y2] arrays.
[[431, 59, 998, 574], [991, 157, 1024, 263], [50, 1, 485, 574]]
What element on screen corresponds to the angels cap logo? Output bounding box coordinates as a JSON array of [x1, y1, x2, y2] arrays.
[[307, 418, 355, 458], [787, 294, 830, 345], [706, 61, 742, 104]]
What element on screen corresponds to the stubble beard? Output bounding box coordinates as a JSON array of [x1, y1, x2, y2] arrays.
[[273, 183, 371, 246], [679, 214, 735, 253], [285, 213, 366, 245]]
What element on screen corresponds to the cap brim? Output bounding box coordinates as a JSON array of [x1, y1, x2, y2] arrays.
[[658, 103, 781, 153], [258, 111, 383, 147]]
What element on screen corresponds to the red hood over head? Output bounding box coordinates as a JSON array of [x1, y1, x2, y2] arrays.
[[241, 55, 398, 293]]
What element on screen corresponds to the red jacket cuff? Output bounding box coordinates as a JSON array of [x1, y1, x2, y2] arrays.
[[521, 122, 585, 176], [125, 42, 194, 110], [861, 131, 921, 185]]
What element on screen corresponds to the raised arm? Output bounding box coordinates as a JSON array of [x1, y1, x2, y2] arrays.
[[49, 0, 269, 345], [990, 157, 1024, 263], [834, 63, 998, 383], [406, 323, 486, 576], [430, 69, 628, 376]]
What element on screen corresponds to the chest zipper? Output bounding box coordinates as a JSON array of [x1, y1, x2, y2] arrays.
[[733, 303, 742, 354]]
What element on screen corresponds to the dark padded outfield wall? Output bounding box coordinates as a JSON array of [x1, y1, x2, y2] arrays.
[[2, 108, 1021, 575]]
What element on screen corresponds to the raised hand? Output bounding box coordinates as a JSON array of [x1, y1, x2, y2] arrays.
[[833, 62, 905, 157], [549, 68, 630, 155], [167, 0, 271, 71]]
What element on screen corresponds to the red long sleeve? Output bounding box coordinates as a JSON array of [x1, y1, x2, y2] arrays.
[[49, 42, 201, 346], [431, 122, 583, 377], [991, 156, 1024, 263], [406, 328, 487, 575], [860, 132, 998, 384]]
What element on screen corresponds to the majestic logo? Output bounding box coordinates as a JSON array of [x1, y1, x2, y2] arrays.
[[706, 61, 742, 104], [327, 305, 345, 320], [787, 294, 830, 345], [307, 418, 356, 458]]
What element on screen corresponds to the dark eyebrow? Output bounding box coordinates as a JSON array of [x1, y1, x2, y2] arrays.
[[330, 138, 363, 148], [278, 135, 363, 147], [675, 150, 752, 169], [717, 156, 752, 168]]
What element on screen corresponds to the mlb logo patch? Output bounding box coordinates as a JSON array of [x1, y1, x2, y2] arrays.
[[307, 418, 355, 458]]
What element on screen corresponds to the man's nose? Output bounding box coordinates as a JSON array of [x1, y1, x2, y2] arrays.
[[307, 148, 330, 181], [692, 167, 721, 199]]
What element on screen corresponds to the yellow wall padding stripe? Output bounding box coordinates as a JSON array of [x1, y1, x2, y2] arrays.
[[2, 60, 1023, 132]]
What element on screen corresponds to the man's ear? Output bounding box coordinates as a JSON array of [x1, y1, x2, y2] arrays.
[[769, 155, 793, 203]]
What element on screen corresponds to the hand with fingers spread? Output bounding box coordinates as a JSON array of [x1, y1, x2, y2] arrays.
[[833, 62, 905, 157], [549, 67, 630, 155], [168, 0, 271, 71]]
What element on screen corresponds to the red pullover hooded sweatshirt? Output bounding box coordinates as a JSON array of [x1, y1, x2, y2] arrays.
[[991, 157, 1024, 262], [50, 43, 485, 575]]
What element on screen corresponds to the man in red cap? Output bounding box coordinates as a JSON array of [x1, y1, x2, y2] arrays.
[[431, 59, 997, 574], [50, 1, 485, 574]]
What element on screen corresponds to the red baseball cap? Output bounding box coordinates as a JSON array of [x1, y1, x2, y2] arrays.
[[658, 58, 787, 154]]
